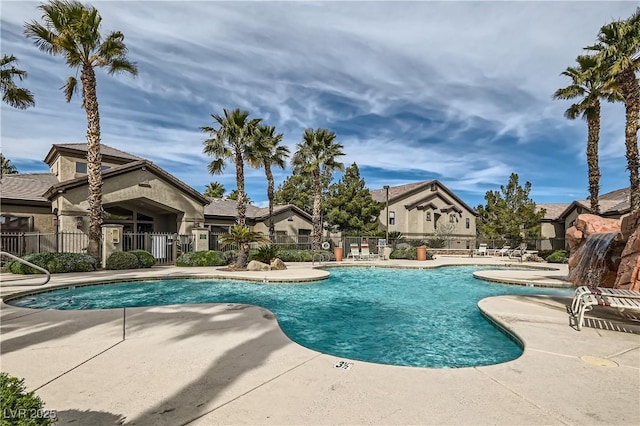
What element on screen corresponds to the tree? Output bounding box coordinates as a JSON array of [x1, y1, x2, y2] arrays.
[[247, 125, 290, 240], [25, 0, 137, 258], [0, 154, 19, 176], [553, 54, 621, 213], [476, 173, 546, 244], [274, 169, 332, 215], [324, 163, 382, 235], [1, 54, 35, 109], [227, 189, 252, 203], [202, 108, 260, 226], [587, 9, 640, 211], [291, 128, 345, 249], [219, 224, 270, 269], [203, 182, 225, 198]]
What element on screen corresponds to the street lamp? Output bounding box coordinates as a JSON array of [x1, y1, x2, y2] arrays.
[[383, 185, 390, 244]]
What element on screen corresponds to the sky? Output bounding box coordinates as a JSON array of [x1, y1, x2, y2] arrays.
[[1, 0, 636, 209]]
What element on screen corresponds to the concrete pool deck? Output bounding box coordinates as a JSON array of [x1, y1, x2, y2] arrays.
[[1, 257, 639, 425]]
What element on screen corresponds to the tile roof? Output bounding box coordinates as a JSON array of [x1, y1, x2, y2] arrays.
[[600, 187, 629, 202], [536, 203, 570, 220], [370, 180, 435, 203], [204, 199, 310, 220], [44, 143, 143, 164], [0, 173, 59, 202]]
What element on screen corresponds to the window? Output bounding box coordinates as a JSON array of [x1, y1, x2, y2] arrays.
[[449, 214, 455, 223], [389, 211, 395, 225], [425, 211, 431, 221], [466, 218, 470, 229], [0, 215, 32, 232], [76, 162, 109, 174], [430, 183, 437, 191]]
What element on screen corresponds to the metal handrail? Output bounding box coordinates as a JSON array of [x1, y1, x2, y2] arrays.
[[1, 251, 50, 286]]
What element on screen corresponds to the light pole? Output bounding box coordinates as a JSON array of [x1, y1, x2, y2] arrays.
[[383, 185, 390, 244]]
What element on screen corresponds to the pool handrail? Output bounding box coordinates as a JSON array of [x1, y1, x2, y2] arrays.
[[1, 251, 50, 286]]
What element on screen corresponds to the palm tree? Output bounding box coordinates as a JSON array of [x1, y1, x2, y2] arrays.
[[553, 54, 621, 213], [202, 108, 261, 226], [1, 54, 35, 109], [291, 128, 345, 249], [247, 125, 290, 240], [0, 154, 19, 176], [587, 9, 640, 211], [203, 182, 225, 198], [25, 0, 137, 258], [219, 224, 270, 269]]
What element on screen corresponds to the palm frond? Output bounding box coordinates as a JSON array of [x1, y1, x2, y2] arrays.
[[62, 76, 78, 102]]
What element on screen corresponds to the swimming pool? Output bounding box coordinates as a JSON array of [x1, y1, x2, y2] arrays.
[[10, 266, 570, 368]]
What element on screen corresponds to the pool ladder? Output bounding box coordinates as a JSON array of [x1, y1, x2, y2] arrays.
[[1, 251, 50, 286], [312, 251, 329, 265]]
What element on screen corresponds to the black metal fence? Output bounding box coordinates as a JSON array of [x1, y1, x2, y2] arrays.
[[1, 232, 90, 257]]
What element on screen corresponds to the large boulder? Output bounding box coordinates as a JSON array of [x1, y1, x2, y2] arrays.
[[614, 211, 640, 290], [247, 260, 270, 271], [270, 258, 287, 270]]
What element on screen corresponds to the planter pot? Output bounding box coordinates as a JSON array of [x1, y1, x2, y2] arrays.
[[334, 247, 344, 262], [417, 246, 427, 261]]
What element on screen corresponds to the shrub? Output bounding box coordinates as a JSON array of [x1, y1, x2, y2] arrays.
[[0, 372, 56, 425], [128, 250, 156, 268], [424, 238, 445, 248], [7, 252, 98, 274], [546, 250, 568, 263], [390, 247, 417, 260], [176, 250, 227, 267], [277, 249, 334, 262], [105, 252, 139, 270], [253, 245, 280, 264]]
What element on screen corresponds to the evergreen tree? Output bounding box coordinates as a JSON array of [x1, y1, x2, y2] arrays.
[[274, 170, 332, 214], [476, 173, 546, 243], [324, 163, 383, 234]]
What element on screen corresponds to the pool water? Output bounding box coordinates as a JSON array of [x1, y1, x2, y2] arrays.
[[10, 266, 570, 368]]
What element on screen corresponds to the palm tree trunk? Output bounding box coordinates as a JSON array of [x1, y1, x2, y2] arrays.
[[81, 64, 103, 259], [265, 160, 275, 241], [620, 69, 640, 211], [235, 242, 250, 269], [235, 149, 246, 226], [586, 102, 601, 214], [312, 168, 321, 250]]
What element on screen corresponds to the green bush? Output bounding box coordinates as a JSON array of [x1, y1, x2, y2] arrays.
[[424, 238, 445, 248], [546, 250, 568, 263], [0, 372, 56, 425], [105, 252, 139, 270], [7, 252, 98, 274], [176, 250, 227, 267], [277, 249, 334, 262], [128, 250, 156, 268], [390, 247, 417, 260], [253, 245, 280, 264]]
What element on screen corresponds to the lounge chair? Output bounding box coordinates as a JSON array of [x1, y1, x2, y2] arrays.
[[475, 244, 488, 256], [508, 243, 527, 259], [569, 290, 640, 330], [347, 243, 360, 260], [496, 245, 511, 256], [359, 242, 375, 260], [569, 286, 640, 320]]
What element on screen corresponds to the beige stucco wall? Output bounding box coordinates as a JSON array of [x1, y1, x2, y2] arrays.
[[0, 203, 55, 233], [379, 188, 476, 239], [53, 169, 204, 233], [50, 154, 128, 182], [252, 211, 312, 237]]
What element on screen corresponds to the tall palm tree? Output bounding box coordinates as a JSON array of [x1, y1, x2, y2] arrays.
[[553, 54, 621, 213], [25, 0, 137, 258], [219, 224, 270, 269], [201, 108, 261, 226], [587, 9, 640, 211], [291, 128, 345, 249], [0, 154, 19, 176], [203, 182, 225, 198], [247, 125, 290, 240], [1, 54, 35, 109]]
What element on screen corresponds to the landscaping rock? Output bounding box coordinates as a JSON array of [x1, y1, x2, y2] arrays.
[[247, 260, 270, 271], [270, 258, 287, 270]]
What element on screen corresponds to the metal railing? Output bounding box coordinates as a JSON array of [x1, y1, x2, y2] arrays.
[[1, 251, 50, 286]]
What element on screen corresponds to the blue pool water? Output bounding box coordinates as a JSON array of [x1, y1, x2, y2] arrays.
[[10, 266, 570, 368]]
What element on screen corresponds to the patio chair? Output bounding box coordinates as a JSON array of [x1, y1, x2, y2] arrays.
[[496, 245, 511, 256], [359, 242, 376, 260], [508, 243, 527, 259], [569, 286, 640, 319], [475, 244, 488, 256], [569, 290, 640, 330], [347, 243, 360, 260]]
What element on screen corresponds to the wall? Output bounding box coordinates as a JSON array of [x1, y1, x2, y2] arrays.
[[0, 203, 55, 233]]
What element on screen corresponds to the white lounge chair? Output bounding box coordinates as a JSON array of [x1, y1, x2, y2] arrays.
[[475, 244, 487, 256], [508, 243, 527, 259], [359, 242, 375, 260], [496, 245, 511, 256], [347, 243, 360, 260], [568, 287, 640, 330]]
